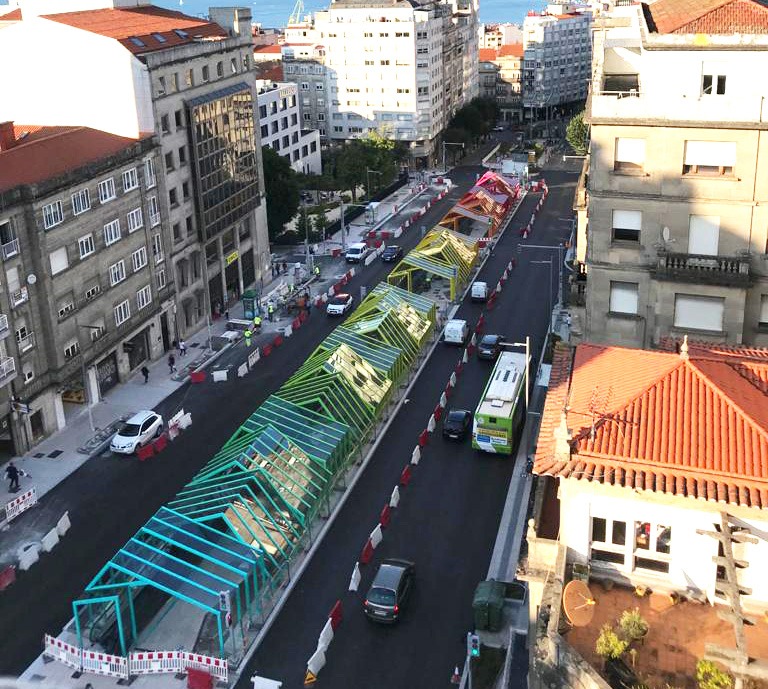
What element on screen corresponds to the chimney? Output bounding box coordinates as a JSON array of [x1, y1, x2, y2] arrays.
[[0, 121, 16, 151], [553, 411, 572, 463]]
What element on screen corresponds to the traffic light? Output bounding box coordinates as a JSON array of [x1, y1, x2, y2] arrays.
[[467, 633, 481, 659]]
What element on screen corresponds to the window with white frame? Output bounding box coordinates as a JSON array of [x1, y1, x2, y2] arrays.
[[50, 246, 69, 275], [127, 208, 144, 233], [674, 294, 724, 331], [590, 516, 627, 565], [609, 281, 639, 315], [144, 158, 156, 189], [611, 210, 641, 242], [114, 299, 131, 326], [42, 201, 64, 229], [78, 234, 95, 259], [85, 284, 101, 301], [760, 295, 768, 327], [152, 234, 164, 263], [58, 300, 75, 319], [71, 189, 91, 215], [633, 521, 672, 573], [688, 215, 720, 256], [701, 62, 726, 96], [613, 138, 645, 173], [104, 219, 121, 246], [131, 247, 148, 272], [136, 285, 152, 310], [99, 179, 116, 204], [122, 168, 139, 192], [64, 340, 80, 359], [683, 141, 736, 176], [590, 516, 672, 573], [109, 260, 126, 286], [156, 266, 167, 290], [148, 196, 161, 226]]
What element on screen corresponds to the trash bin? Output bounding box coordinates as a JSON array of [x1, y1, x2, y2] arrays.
[[472, 579, 505, 632]]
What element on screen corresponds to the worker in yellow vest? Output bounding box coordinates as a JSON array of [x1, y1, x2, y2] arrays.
[[244, 329, 252, 347], [253, 315, 262, 332]]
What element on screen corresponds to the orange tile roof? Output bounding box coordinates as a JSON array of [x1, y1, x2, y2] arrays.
[[498, 43, 523, 57], [254, 62, 284, 82], [534, 342, 768, 509], [0, 7, 22, 20], [255, 44, 282, 53], [0, 126, 152, 192], [43, 6, 227, 55], [479, 48, 498, 61], [646, 0, 768, 34]]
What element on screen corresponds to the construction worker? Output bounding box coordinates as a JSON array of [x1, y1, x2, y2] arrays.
[[313, 265, 320, 278], [244, 328, 252, 347], [253, 314, 262, 332], [268, 303, 275, 322]]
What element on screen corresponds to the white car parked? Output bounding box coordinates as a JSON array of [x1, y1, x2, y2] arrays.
[[110, 410, 164, 455]]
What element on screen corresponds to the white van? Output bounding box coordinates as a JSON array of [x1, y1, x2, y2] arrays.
[[471, 281, 488, 302], [444, 319, 470, 345], [345, 243, 370, 263]]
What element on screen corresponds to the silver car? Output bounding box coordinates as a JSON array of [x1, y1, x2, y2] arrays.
[[110, 410, 164, 454]]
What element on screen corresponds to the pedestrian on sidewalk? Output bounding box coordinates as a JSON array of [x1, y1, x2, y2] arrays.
[[168, 354, 177, 374], [282, 261, 288, 274], [179, 340, 187, 357], [141, 366, 149, 384], [5, 461, 24, 492], [268, 303, 275, 322], [225, 310, 230, 322], [244, 328, 252, 347]]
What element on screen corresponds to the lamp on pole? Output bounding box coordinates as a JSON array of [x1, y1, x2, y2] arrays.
[[531, 259, 554, 334], [518, 242, 565, 308], [366, 168, 383, 200], [339, 200, 377, 253], [441, 142, 465, 174], [74, 316, 104, 433]]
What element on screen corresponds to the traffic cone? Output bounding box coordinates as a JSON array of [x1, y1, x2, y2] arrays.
[[451, 666, 461, 685]]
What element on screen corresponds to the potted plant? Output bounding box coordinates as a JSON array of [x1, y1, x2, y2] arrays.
[[619, 608, 649, 642], [595, 624, 629, 660], [696, 660, 733, 689]]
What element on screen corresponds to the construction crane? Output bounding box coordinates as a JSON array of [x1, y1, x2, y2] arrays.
[[288, 0, 304, 25]]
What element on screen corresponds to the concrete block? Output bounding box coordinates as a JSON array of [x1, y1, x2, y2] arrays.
[[56, 511, 71, 537], [41, 527, 59, 553], [18, 542, 40, 571]]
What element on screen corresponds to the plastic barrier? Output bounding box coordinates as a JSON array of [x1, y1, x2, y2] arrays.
[[153, 434, 168, 453], [349, 562, 361, 591], [418, 430, 429, 447], [433, 405, 442, 422], [444, 383, 452, 399], [307, 648, 326, 677], [449, 371, 457, 387], [389, 486, 400, 508], [400, 466, 412, 487], [455, 360, 463, 375], [18, 542, 40, 571], [410, 447, 421, 466], [360, 539, 374, 564], [466, 344, 476, 357], [273, 335, 284, 348], [292, 317, 301, 330], [4, 487, 37, 523], [470, 333, 477, 347], [136, 443, 155, 462], [0, 564, 16, 591], [190, 371, 206, 384], [369, 524, 383, 548], [81, 649, 129, 679], [300, 309, 309, 322], [439, 392, 448, 408], [56, 511, 71, 537], [427, 414, 436, 432], [317, 619, 334, 652], [262, 344, 273, 357], [212, 369, 229, 383], [379, 505, 391, 528], [44, 635, 82, 671], [178, 412, 193, 430], [129, 651, 183, 675], [461, 349, 469, 364], [182, 652, 229, 683], [476, 315, 485, 331], [237, 362, 249, 378], [41, 527, 59, 553]]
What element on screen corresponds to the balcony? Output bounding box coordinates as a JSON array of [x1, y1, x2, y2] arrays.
[[1, 238, 20, 260], [16, 331, 35, 354], [0, 356, 16, 387], [10, 286, 28, 308], [654, 251, 751, 288], [0, 314, 8, 339]]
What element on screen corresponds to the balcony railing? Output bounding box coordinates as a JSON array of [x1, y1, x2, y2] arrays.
[[2, 238, 20, 260], [10, 286, 28, 308], [0, 314, 8, 339], [654, 251, 752, 288], [0, 356, 16, 386], [16, 331, 35, 353]]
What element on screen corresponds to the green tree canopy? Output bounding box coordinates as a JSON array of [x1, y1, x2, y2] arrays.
[[262, 146, 300, 241], [566, 111, 589, 155]]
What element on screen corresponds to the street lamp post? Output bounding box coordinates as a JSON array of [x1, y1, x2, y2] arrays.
[[339, 199, 377, 253], [366, 168, 383, 200], [74, 316, 105, 433], [441, 142, 464, 174]]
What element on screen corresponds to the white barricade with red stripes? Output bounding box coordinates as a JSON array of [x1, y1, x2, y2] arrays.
[[81, 649, 129, 679], [182, 651, 229, 682], [129, 650, 183, 675], [4, 486, 37, 523], [44, 634, 82, 671]]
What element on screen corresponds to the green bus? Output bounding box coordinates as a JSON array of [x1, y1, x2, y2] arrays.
[[472, 351, 527, 455]]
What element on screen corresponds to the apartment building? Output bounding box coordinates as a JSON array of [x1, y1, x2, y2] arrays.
[[479, 44, 524, 123], [311, 0, 479, 166], [579, 0, 768, 348], [478, 57, 500, 101], [256, 80, 322, 174], [478, 22, 522, 50], [0, 124, 171, 453], [0, 1, 269, 335], [522, 2, 592, 115]]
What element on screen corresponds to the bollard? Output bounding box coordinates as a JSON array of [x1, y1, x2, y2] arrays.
[[433, 405, 442, 422], [360, 539, 374, 564], [329, 600, 343, 630], [380, 505, 392, 527], [427, 414, 436, 432], [349, 562, 361, 591], [400, 465, 412, 487], [418, 429, 429, 447], [389, 485, 401, 508]]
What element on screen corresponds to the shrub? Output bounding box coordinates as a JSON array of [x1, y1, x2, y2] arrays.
[[595, 625, 629, 660], [619, 608, 649, 641], [696, 660, 732, 689]]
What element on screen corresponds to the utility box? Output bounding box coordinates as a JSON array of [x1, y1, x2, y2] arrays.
[[472, 579, 505, 632]]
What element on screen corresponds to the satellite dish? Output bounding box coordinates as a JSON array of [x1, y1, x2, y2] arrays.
[[26, 274, 37, 285], [662, 227, 670, 242]]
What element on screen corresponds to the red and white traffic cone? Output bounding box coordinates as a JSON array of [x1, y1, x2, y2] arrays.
[[451, 666, 461, 685]]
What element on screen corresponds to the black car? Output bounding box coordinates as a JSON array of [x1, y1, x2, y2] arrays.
[[364, 559, 415, 623], [442, 409, 472, 441], [477, 334, 503, 361], [381, 245, 404, 263]]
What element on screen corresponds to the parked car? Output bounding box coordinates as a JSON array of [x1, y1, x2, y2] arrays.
[[364, 559, 415, 623], [442, 409, 472, 441], [381, 245, 404, 263], [345, 242, 371, 263], [471, 281, 488, 302], [444, 319, 470, 345], [110, 410, 164, 454], [477, 334, 503, 361], [326, 293, 354, 316]]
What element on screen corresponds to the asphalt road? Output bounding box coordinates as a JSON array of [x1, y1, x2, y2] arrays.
[[238, 159, 581, 689], [0, 166, 483, 675]]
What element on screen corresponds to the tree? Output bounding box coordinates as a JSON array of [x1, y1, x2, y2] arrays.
[[262, 146, 300, 241], [566, 111, 589, 155], [313, 207, 329, 241], [295, 206, 313, 242]]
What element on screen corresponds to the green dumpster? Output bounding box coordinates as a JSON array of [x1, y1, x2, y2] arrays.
[[472, 579, 505, 632]]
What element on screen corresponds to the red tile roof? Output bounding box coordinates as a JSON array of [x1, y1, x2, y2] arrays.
[[0, 7, 22, 20], [479, 48, 498, 61], [646, 0, 768, 34], [534, 342, 768, 509], [255, 44, 282, 54], [43, 6, 227, 55], [499, 43, 524, 58], [0, 126, 152, 192], [254, 62, 284, 82]]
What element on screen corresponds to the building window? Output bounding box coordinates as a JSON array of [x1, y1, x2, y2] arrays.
[[131, 247, 148, 272], [216, 61, 223, 77], [182, 181, 190, 200], [122, 168, 139, 192], [157, 266, 167, 290], [114, 299, 131, 326], [674, 294, 724, 332], [165, 151, 175, 172], [169, 188, 178, 208], [104, 219, 121, 246], [136, 284, 152, 310], [98, 178, 116, 203], [173, 222, 182, 242], [315, 83, 324, 91], [202, 64, 210, 82], [609, 281, 639, 315], [317, 113, 325, 122], [633, 522, 672, 573], [175, 110, 184, 129], [71, 189, 91, 216], [760, 295, 768, 327], [42, 201, 64, 229], [303, 113, 312, 122], [127, 208, 144, 233], [58, 301, 75, 319], [78, 234, 95, 259], [230, 58, 238, 74], [148, 196, 161, 227], [64, 340, 80, 359], [301, 82, 310, 90], [611, 210, 641, 242], [688, 215, 720, 256], [702, 64, 726, 96], [260, 124, 268, 138], [590, 517, 627, 565], [144, 158, 156, 189], [50, 246, 69, 275], [185, 68, 193, 87], [152, 233, 164, 263], [613, 138, 645, 173], [179, 146, 187, 166], [683, 141, 736, 176], [109, 259, 126, 286], [85, 284, 101, 301]]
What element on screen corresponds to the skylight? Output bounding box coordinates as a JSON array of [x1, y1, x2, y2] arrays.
[[174, 29, 189, 39], [152, 32, 167, 43], [129, 36, 146, 47]]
